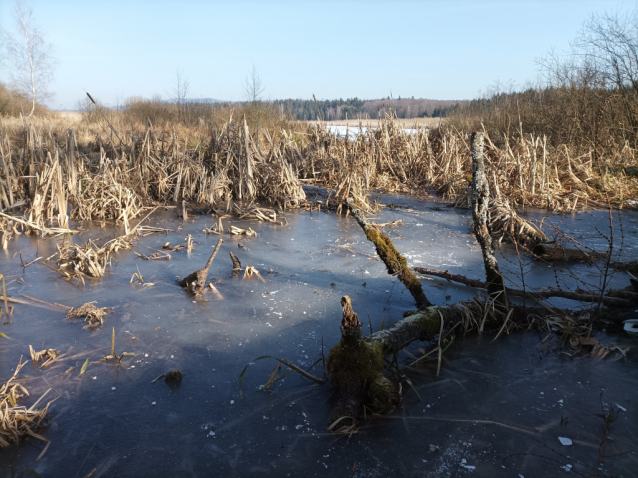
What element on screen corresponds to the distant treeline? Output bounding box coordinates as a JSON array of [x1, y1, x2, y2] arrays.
[[272, 98, 464, 121]]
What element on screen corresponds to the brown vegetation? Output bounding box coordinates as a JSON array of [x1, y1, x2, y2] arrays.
[[0, 81, 636, 260], [298, 117, 637, 211], [0, 358, 59, 460], [65, 303, 113, 327], [0, 109, 635, 248], [0, 83, 49, 117]]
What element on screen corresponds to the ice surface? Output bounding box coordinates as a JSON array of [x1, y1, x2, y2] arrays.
[[326, 125, 419, 139], [0, 196, 636, 476]]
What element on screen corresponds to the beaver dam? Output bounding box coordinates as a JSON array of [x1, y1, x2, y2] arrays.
[[0, 118, 637, 477]]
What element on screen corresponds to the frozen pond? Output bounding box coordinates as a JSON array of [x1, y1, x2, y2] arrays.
[[326, 125, 419, 138], [0, 196, 636, 477]]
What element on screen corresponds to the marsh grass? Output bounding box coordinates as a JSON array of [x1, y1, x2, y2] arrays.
[[0, 111, 635, 252]]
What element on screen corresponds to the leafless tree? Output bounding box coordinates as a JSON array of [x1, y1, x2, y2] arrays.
[[572, 11, 638, 93], [537, 9, 638, 146], [571, 11, 638, 139], [242, 63, 265, 104], [2, 0, 56, 117], [170, 67, 190, 121]]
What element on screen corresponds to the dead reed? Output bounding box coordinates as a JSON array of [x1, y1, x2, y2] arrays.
[[487, 197, 547, 246], [29, 346, 61, 368], [0, 358, 59, 460], [65, 302, 113, 327], [0, 113, 636, 254], [297, 117, 638, 211], [47, 236, 134, 283]]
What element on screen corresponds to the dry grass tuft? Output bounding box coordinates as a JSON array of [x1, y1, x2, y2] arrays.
[[29, 346, 61, 368], [243, 266, 265, 281], [488, 197, 547, 246], [0, 358, 59, 460], [65, 302, 113, 327], [71, 171, 143, 225], [52, 236, 134, 281], [229, 225, 257, 236]]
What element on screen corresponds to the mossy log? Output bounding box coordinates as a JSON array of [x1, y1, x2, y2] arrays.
[[346, 198, 432, 309], [325, 294, 627, 424], [606, 284, 638, 303], [536, 246, 606, 263], [327, 296, 401, 424], [327, 295, 531, 424], [178, 238, 223, 294], [327, 295, 477, 424]]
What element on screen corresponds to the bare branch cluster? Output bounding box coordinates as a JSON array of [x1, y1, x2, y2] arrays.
[[242, 63, 265, 104], [452, 8, 638, 151], [171, 68, 190, 121]]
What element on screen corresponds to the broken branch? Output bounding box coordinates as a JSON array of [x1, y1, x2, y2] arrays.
[[413, 266, 632, 308], [178, 238, 223, 295]]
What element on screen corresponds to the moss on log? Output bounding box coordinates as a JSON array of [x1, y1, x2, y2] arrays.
[[346, 199, 432, 309], [326, 295, 402, 423], [326, 296, 470, 424], [327, 338, 384, 389]]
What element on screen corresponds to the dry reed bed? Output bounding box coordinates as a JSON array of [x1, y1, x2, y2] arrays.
[[297, 118, 638, 211], [0, 116, 308, 239], [0, 115, 636, 245]]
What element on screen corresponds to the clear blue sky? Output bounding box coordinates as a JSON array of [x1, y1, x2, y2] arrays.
[[0, 0, 635, 110]]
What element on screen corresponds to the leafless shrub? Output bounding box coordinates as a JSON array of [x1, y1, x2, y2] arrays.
[[449, 8, 638, 161]]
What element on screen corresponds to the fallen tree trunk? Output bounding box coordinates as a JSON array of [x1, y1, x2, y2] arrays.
[[326, 292, 611, 425], [413, 266, 632, 308], [323, 131, 630, 428], [229, 251, 242, 279], [612, 260, 638, 273], [346, 198, 432, 309], [606, 281, 638, 303]]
